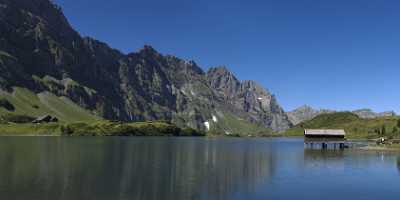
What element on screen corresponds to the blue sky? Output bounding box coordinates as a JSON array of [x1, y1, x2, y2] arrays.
[[54, 0, 400, 113]]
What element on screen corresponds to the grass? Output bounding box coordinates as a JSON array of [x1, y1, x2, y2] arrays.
[[0, 120, 204, 136], [0, 87, 99, 123], [0, 98, 15, 111], [0, 123, 63, 136], [209, 112, 272, 137], [283, 112, 400, 139], [0, 113, 35, 123]]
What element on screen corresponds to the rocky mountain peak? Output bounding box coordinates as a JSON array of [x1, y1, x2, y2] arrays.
[[207, 67, 291, 132], [241, 80, 270, 94], [208, 66, 232, 74], [0, 0, 294, 133], [136, 45, 161, 57], [295, 105, 315, 112], [207, 66, 241, 99], [287, 106, 334, 125]]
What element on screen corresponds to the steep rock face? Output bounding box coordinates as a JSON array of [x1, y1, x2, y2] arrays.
[[0, 0, 292, 132], [207, 66, 241, 101], [207, 67, 292, 131], [0, 0, 126, 118]]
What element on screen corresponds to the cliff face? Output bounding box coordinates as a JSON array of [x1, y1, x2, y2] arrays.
[[0, 0, 292, 132], [207, 67, 291, 131]]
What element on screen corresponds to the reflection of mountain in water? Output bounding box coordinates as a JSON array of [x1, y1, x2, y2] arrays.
[[0, 138, 277, 200]]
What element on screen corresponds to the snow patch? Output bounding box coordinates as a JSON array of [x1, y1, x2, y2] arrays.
[[212, 115, 218, 122], [204, 121, 210, 131], [180, 89, 187, 95]]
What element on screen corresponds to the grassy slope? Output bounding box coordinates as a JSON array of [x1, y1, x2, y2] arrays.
[[210, 112, 273, 136], [283, 112, 400, 139], [0, 87, 204, 136], [0, 123, 63, 136], [0, 87, 99, 122], [0, 87, 268, 136]]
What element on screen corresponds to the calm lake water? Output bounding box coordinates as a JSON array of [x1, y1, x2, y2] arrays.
[[0, 137, 399, 200]]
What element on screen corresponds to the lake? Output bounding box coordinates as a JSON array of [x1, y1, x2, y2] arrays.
[[0, 137, 399, 200]]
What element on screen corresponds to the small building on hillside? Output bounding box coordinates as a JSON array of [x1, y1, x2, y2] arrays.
[[304, 129, 347, 149]]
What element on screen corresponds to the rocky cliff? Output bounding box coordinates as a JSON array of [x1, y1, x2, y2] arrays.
[[0, 0, 292, 133], [207, 67, 291, 131]]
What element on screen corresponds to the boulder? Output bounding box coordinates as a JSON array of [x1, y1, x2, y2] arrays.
[[32, 115, 58, 123]]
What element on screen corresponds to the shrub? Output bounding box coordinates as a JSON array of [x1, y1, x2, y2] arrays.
[[393, 127, 398, 134], [381, 126, 386, 135], [61, 121, 205, 137], [180, 127, 204, 136], [0, 98, 15, 111], [1, 113, 35, 123]]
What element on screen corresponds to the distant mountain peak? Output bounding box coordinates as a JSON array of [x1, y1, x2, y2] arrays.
[[352, 109, 396, 119], [296, 105, 313, 110], [288, 105, 397, 125]]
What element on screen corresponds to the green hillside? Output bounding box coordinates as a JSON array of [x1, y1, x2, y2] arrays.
[[209, 112, 273, 137], [0, 87, 99, 123], [283, 112, 400, 139], [0, 120, 204, 136]]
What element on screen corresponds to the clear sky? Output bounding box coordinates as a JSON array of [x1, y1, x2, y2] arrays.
[[54, 0, 400, 113]]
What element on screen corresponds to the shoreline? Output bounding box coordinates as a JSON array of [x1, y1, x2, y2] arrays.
[[357, 144, 400, 151]]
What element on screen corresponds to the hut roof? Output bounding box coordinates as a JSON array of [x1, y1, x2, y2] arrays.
[[304, 129, 346, 137]]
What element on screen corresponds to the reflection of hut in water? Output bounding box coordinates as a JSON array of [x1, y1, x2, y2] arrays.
[[304, 129, 347, 150], [397, 156, 400, 173], [303, 149, 345, 170], [304, 149, 345, 159]]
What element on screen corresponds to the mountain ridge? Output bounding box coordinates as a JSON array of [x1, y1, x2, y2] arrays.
[[287, 105, 396, 125], [0, 0, 292, 133]]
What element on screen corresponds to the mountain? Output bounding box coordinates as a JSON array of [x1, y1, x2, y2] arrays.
[[352, 109, 396, 119], [284, 112, 400, 139], [287, 105, 334, 125], [0, 0, 292, 134], [287, 105, 396, 125], [207, 67, 291, 131]]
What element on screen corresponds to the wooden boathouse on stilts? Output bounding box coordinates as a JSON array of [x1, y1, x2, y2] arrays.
[[304, 129, 347, 150]]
